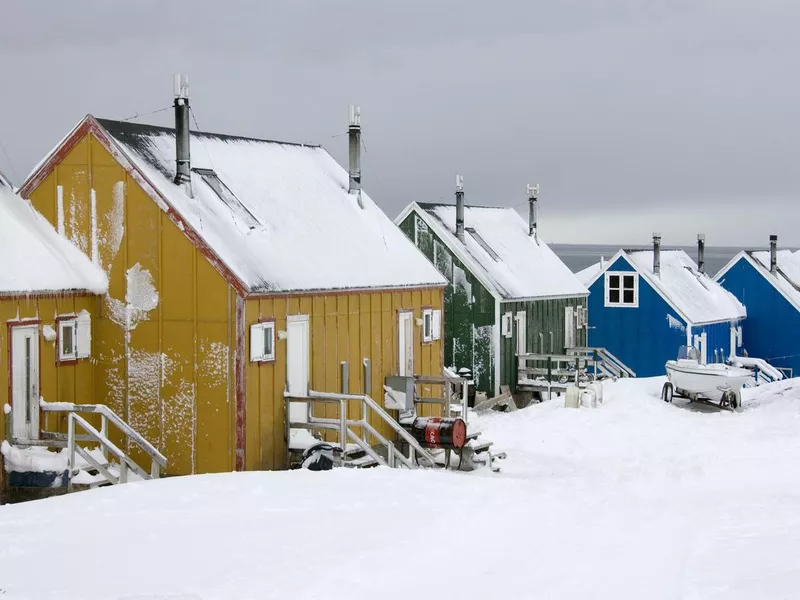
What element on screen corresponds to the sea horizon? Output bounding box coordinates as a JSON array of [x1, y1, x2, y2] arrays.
[[550, 243, 796, 276]]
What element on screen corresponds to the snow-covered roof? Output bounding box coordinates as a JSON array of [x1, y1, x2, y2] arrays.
[[598, 249, 745, 325], [401, 202, 587, 300], [743, 250, 800, 310], [575, 261, 605, 286], [0, 187, 107, 295], [89, 118, 445, 294]]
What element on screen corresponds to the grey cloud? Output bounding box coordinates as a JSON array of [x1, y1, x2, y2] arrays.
[[1, 0, 798, 246]]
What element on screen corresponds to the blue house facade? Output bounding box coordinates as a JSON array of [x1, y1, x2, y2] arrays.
[[578, 246, 746, 378], [715, 247, 800, 378]]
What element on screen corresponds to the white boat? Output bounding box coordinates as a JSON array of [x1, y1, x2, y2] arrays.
[[663, 346, 751, 408]]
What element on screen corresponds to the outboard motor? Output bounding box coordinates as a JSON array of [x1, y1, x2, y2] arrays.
[[458, 367, 476, 407]]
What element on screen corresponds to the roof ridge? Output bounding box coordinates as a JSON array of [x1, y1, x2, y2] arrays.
[[95, 117, 321, 149]]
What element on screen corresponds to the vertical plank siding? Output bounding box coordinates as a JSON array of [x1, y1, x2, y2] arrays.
[[499, 296, 588, 392], [19, 131, 445, 475], [399, 213, 496, 393], [244, 287, 444, 471]]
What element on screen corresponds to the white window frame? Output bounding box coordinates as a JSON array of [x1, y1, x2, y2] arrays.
[[431, 309, 441, 341], [58, 319, 78, 361], [422, 309, 434, 343], [604, 271, 639, 308], [514, 311, 527, 355], [576, 306, 587, 330], [250, 321, 276, 362], [501, 312, 513, 338]]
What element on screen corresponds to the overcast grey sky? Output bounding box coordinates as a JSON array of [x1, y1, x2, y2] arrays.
[[1, 1, 798, 246]]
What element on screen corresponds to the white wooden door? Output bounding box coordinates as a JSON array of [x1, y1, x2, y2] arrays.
[[565, 307, 575, 350], [286, 315, 310, 423], [398, 311, 414, 376], [12, 325, 40, 440]]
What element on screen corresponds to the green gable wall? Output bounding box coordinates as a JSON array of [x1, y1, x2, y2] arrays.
[[399, 212, 496, 393], [499, 297, 588, 392]]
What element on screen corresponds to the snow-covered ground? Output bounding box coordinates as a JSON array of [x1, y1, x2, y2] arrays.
[[2, 377, 800, 599]]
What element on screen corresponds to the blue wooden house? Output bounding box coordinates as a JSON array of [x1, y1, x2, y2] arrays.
[[577, 236, 746, 377], [715, 236, 800, 378]]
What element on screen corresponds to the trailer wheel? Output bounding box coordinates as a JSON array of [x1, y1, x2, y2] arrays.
[[661, 382, 674, 403], [721, 390, 737, 410]]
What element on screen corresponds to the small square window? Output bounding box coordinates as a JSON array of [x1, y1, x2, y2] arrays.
[[501, 312, 513, 338], [605, 272, 638, 307], [250, 322, 276, 362], [59, 320, 77, 361]]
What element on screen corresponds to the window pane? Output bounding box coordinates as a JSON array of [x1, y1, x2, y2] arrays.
[[263, 326, 273, 357], [62, 325, 74, 357], [609, 275, 620, 289], [609, 290, 620, 303], [623, 289, 635, 304], [623, 275, 635, 290]]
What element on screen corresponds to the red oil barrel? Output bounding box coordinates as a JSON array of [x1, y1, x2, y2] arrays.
[[407, 417, 467, 449]]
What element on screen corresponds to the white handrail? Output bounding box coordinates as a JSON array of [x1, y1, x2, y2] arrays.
[[41, 399, 166, 470]]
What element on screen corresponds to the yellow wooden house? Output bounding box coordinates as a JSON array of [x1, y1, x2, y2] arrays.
[[0, 185, 107, 487], [18, 90, 447, 475]]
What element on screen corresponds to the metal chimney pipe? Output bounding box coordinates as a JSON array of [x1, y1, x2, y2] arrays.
[[455, 175, 465, 243], [348, 105, 361, 194], [770, 234, 778, 273], [653, 233, 662, 276], [697, 233, 706, 274], [527, 183, 539, 239], [173, 74, 192, 196]]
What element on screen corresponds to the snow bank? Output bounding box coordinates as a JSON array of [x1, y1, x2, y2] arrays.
[[412, 203, 588, 300], [2, 378, 800, 599], [0, 187, 107, 294]]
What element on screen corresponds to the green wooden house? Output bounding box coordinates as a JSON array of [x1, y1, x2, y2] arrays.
[[395, 183, 588, 396]]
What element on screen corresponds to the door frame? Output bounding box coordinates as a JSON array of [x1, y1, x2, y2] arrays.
[[286, 314, 310, 423], [398, 311, 414, 377], [9, 322, 41, 441], [564, 306, 575, 351]]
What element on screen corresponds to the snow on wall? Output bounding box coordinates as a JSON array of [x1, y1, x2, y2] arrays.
[[105, 263, 159, 331], [453, 265, 473, 305], [199, 340, 230, 387], [667, 314, 686, 332]]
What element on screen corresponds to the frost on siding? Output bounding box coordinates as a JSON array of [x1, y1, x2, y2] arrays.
[[68, 184, 89, 254], [127, 349, 162, 439], [667, 314, 686, 333], [453, 265, 473, 305], [99, 181, 125, 270], [434, 240, 453, 279], [160, 351, 197, 474], [199, 340, 230, 387], [473, 324, 494, 390]]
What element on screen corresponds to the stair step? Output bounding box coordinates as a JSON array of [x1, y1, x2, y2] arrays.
[[471, 441, 493, 453], [345, 454, 380, 468]]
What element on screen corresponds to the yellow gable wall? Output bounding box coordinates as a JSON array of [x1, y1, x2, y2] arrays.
[[26, 133, 236, 476], [0, 295, 98, 457], [245, 287, 445, 471]]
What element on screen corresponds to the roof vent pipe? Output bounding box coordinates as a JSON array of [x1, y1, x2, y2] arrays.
[[653, 233, 661, 277], [348, 105, 363, 208], [697, 233, 706, 274], [455, 175, 465, 243], [527, 183, 539, 239], [173, 74, 192, 197], [770, 234, 778, 274]]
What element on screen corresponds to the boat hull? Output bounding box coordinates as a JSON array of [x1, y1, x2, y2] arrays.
[[665, 360, 751, 401]]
